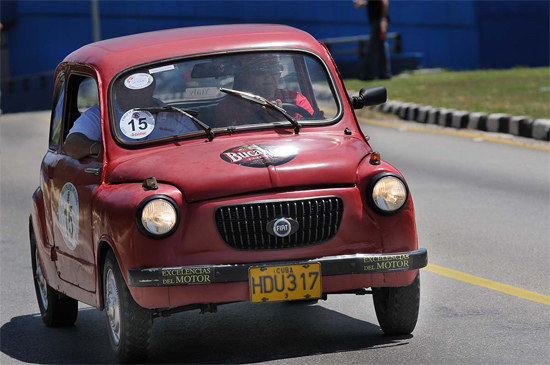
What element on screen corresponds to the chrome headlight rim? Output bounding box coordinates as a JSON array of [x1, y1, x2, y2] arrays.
[[136, 195, 180, 239], [367, 172, 409, 216]]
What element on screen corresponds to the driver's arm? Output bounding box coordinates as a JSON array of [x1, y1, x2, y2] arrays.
[[64, 133, 100, 159], [63, 106, 102, 159], [294, 93, 315, 118]]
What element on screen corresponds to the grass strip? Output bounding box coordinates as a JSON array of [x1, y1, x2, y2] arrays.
[[344, 67, 550, 119]]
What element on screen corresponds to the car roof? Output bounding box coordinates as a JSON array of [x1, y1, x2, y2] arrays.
[[62, 24, 325, 82]]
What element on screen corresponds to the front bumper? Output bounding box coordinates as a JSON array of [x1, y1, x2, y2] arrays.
[[128, 248, 427, 287]]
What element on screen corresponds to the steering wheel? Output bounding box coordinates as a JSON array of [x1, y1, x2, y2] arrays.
[[281, 103, 314, 119]]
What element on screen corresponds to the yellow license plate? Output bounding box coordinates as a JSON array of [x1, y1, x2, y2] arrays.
[[249, 263, 322, 303]]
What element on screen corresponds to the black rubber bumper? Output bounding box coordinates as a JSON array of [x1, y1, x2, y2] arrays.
[[128, 248, 428, 287]]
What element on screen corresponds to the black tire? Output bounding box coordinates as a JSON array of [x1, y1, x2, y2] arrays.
[[103, 250, 153, 364], [30, 228, 78, 327], [372, 271, 420, 335]]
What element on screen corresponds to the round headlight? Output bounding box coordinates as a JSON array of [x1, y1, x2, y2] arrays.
[[138, 197, 178, 237], [370, 174, 408, 214]]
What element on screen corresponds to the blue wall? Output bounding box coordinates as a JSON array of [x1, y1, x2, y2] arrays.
[[389, 0, 480, 69], [3, 0, 548, 77], [478, 1, 550, 69], [1, 0, 548, 112]]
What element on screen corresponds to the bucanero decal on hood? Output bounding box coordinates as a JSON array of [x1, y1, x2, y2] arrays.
[[220, 144, 298, 168]]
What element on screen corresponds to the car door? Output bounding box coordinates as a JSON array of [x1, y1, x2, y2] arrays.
[[50, 68, 102, 293], [41, 73, 66, 259]]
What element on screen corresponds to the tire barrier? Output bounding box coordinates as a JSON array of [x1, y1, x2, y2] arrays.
[[370, 101, 550, 141]]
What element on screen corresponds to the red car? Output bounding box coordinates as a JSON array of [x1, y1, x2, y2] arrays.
[[30, 24, 427, 363]]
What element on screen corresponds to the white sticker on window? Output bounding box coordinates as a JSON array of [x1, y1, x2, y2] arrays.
[[149, 65, 176, 74], [120, 110, 155, 139], [184, 87, 219, 99], [124, 73, 154, 90], [58, 183, 79, 250]]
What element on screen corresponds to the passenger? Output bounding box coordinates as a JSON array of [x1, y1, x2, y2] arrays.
[[215, 54, 314, 127], [64, 74, 196, 159]]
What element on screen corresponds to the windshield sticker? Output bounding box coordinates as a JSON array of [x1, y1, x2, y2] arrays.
[[184, 87, 220, 99], [220, 144, 298, 168], [124, 73, 154, 90], [149, 65, 176, 74], [120, 110, 155, 139], [58, 183, 79, 250]]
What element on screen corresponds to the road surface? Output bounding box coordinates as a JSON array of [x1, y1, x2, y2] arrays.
[[1, 110, 548, 364]]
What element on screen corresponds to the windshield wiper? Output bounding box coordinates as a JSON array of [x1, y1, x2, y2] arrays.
[[137, 106, 215, 141], [219, 88, 301, 134]]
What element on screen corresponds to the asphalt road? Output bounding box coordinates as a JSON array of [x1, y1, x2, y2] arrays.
[[1, 111, 549, 364]]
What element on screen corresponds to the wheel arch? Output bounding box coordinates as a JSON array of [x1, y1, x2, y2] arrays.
[[29, 213, 58, 288], [30, 187, 51, 253], [96, 238, 114, 310], [96, 236, 133, 310]]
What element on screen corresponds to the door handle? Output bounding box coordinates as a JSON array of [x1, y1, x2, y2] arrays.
[[84, 167, 101, 176]]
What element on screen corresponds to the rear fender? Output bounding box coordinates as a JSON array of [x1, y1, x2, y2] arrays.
[[30, 187, 60, 288]]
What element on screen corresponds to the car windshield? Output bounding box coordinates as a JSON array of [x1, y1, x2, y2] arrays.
[[111, 51, 340, 144]]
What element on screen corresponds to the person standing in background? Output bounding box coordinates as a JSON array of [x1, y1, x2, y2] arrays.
[[354, 0, 392, 80]]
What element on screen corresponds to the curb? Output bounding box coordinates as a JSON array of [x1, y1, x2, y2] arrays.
[[371, 101, 550, 141]]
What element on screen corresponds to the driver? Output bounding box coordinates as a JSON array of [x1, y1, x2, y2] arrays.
[[64, 75, 196, 159], [215, 54, 314, 127]]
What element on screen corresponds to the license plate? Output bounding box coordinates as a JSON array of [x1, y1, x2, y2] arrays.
[[249, 263, 322, 303]]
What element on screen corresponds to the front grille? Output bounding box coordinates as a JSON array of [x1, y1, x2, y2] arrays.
[[215, 197, 344, 250]]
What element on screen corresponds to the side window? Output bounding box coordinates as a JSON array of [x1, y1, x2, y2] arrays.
[[49, 79, 65, 150], [78, 78, 99, 113], [63, 73, 100, 141], [304, 56, 338, 119]]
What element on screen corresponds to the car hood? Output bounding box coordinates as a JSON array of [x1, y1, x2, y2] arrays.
[[107, 132, 371, 202]]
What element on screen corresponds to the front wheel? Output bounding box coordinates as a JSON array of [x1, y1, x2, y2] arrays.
[[103, 250, 152, 364], [372, 271, 420, 335], [31, 229, 78, 327]]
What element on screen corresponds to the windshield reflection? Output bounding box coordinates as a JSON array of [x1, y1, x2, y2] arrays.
[[111, 52, 339, 144]]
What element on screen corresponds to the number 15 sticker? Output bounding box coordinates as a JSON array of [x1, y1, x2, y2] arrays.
[[120, 109, 155, 139]]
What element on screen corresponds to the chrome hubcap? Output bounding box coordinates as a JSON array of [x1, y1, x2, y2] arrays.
[[35, 250, 48, 309], [105, 268, 121, 345]]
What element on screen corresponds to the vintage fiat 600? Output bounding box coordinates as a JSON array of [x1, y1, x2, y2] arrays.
[[30, 24, 427, 362]]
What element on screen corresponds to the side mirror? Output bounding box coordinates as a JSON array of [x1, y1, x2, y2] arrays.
[[352, 86, 387, 109]]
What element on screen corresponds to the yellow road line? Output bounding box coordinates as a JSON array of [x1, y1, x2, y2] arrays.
[[425, 263, 550, 305], [356, 115, 550, 152]]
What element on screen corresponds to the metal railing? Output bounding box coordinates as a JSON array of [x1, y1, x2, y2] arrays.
[[319, 32, 402, 56], [1, 71, 55, 113], [1, 71, 55, 94]]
